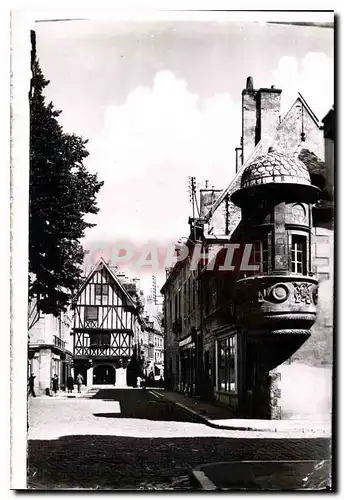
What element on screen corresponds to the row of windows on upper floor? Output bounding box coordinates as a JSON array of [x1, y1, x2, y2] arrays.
[[164, 230, 312, 326]]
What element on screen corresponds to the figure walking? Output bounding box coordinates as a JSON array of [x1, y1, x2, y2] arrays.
[[28, 373, 36, 397], [52, 374, 59, 395], [67, 375, 74, 393], [76, 373, 84, 393]]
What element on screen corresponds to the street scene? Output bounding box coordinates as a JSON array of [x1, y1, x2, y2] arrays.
[[28, 387, 331, 490], [19, 10, 334, 492]]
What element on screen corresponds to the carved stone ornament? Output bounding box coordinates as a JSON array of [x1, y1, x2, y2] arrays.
[[312, 285, 319, 305], [269, 283, 289, 303], [293, 282, 312, 304]]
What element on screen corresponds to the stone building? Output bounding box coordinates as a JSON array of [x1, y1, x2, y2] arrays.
[[161, 77, 333, 418], [28, 300, 73, 395], [140, 315, 164, 379]]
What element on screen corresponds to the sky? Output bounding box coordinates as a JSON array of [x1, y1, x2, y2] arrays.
[[35, 18, 334, 294]]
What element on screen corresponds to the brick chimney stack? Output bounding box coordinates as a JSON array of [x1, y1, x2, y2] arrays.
[[241, 77, 282, 163]]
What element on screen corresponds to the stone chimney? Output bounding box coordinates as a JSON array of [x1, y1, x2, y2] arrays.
[[242, 76, 258, 164], [257, 85, 282, 152], [242, 77, 282, 162]]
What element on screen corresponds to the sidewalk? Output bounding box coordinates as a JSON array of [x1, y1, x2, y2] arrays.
[[152, 390, 331, 435], [35, 386, 95, 399]]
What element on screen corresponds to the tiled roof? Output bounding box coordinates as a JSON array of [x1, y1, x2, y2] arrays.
[[297, 148, 326, 185], [240, 149, 311, 189]]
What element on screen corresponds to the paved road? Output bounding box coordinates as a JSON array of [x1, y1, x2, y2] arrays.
[[27, 388, 331, 490]]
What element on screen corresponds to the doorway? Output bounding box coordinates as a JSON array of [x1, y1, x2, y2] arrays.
[[93, 365, 116, 385]]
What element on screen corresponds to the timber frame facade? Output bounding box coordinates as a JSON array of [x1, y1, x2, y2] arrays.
[[71, 258, 142, 386]]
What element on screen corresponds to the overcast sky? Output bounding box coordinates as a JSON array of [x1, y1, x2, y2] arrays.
[[35, 18, 333, 294]]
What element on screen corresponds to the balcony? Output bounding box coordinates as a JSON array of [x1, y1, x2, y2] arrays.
[[235, 274, 318, 333], [234, 274, 318, 368], [53, 335, 66, 350]]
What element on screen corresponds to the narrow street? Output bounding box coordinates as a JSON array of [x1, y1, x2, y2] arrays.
[[27, 388, 331, 490]]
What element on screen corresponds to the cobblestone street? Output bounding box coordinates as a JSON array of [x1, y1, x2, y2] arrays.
[[27, 388, 331, 490]]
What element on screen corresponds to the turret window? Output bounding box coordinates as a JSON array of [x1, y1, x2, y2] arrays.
[[252, 236, 269, 273], [291, 235, 307, 274]]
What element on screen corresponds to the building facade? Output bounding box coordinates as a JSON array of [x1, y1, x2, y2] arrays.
[[162, 77, 333, 418], [28, 299, 73, 394], [71, 258, 143, 386]]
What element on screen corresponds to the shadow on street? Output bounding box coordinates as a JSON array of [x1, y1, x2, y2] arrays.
[[90, 388, 203, 423], [27, 435, 330, 490]]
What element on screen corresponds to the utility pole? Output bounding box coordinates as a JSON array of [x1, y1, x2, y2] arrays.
[[188, 176, 197, 242], [151, 275, 163, 307]]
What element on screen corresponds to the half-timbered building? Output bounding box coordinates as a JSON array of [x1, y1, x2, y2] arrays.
[[71, 258, 142, 386]]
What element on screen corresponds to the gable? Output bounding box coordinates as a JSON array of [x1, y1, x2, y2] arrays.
[[275, 96, 324, 160], [74, 258, 137, 309]]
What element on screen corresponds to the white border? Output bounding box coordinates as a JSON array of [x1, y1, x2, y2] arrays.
[[10, 11, 31, 490], [9, 4, 337, 493]]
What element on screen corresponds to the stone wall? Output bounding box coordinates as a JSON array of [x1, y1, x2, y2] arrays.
[[275, 100, 324, 160], [277, 362, 332, 421], [291, 226, 333, 366]]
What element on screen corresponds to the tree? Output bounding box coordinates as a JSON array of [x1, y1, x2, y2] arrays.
[[29, 32, 104, 319]]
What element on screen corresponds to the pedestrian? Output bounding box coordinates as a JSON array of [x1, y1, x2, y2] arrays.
[[28, 373, 36, 397], [52, 374, 59, 395], [76, 373, 84, 393], [67, 375, 74, 393]]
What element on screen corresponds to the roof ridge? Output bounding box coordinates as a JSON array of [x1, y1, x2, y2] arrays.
[[73, 256, 137, 310], [278, 94, 321, 129]]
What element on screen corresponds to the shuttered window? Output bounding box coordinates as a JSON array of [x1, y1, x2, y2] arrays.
[[85, 306, 98, 321]]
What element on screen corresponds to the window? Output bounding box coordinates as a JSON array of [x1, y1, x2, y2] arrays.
[[291, 235, 307, 274], [192, 277, 196, 310], [252, 236, 269, 273], [218, 335, 237, 393], [188, 277, 192, 313], [85, 306, 98, 321], [95, 284, 108, 296], [90, 333, 110, 347], [174, 295, 178, 321], [184, 282, 187, 316]]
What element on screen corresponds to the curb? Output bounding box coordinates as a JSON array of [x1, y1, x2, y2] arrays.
[[173, 400, 257, 431], [189, 468, 217, 491], [152, 391, 331, 434], [190, 460, 332, 491], [150, 391, 258, 431]]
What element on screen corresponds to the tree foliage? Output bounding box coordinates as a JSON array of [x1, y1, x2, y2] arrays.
[[29, 50, 104, 318]]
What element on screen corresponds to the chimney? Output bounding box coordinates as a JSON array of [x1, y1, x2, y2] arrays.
[[256, 85, 282, 152], [242, 76, 258, 163], [235, 147, 243, 172], [241, 77, 282, 161]]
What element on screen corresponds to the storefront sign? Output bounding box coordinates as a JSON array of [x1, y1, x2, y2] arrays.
[[179, 335, 192, 348]]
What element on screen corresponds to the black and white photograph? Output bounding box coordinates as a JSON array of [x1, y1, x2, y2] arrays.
[[9, 6, 334, 491]]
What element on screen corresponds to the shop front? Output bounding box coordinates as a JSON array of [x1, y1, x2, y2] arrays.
[[178, 335, 196, 396], [215, 328, 239, 411]]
